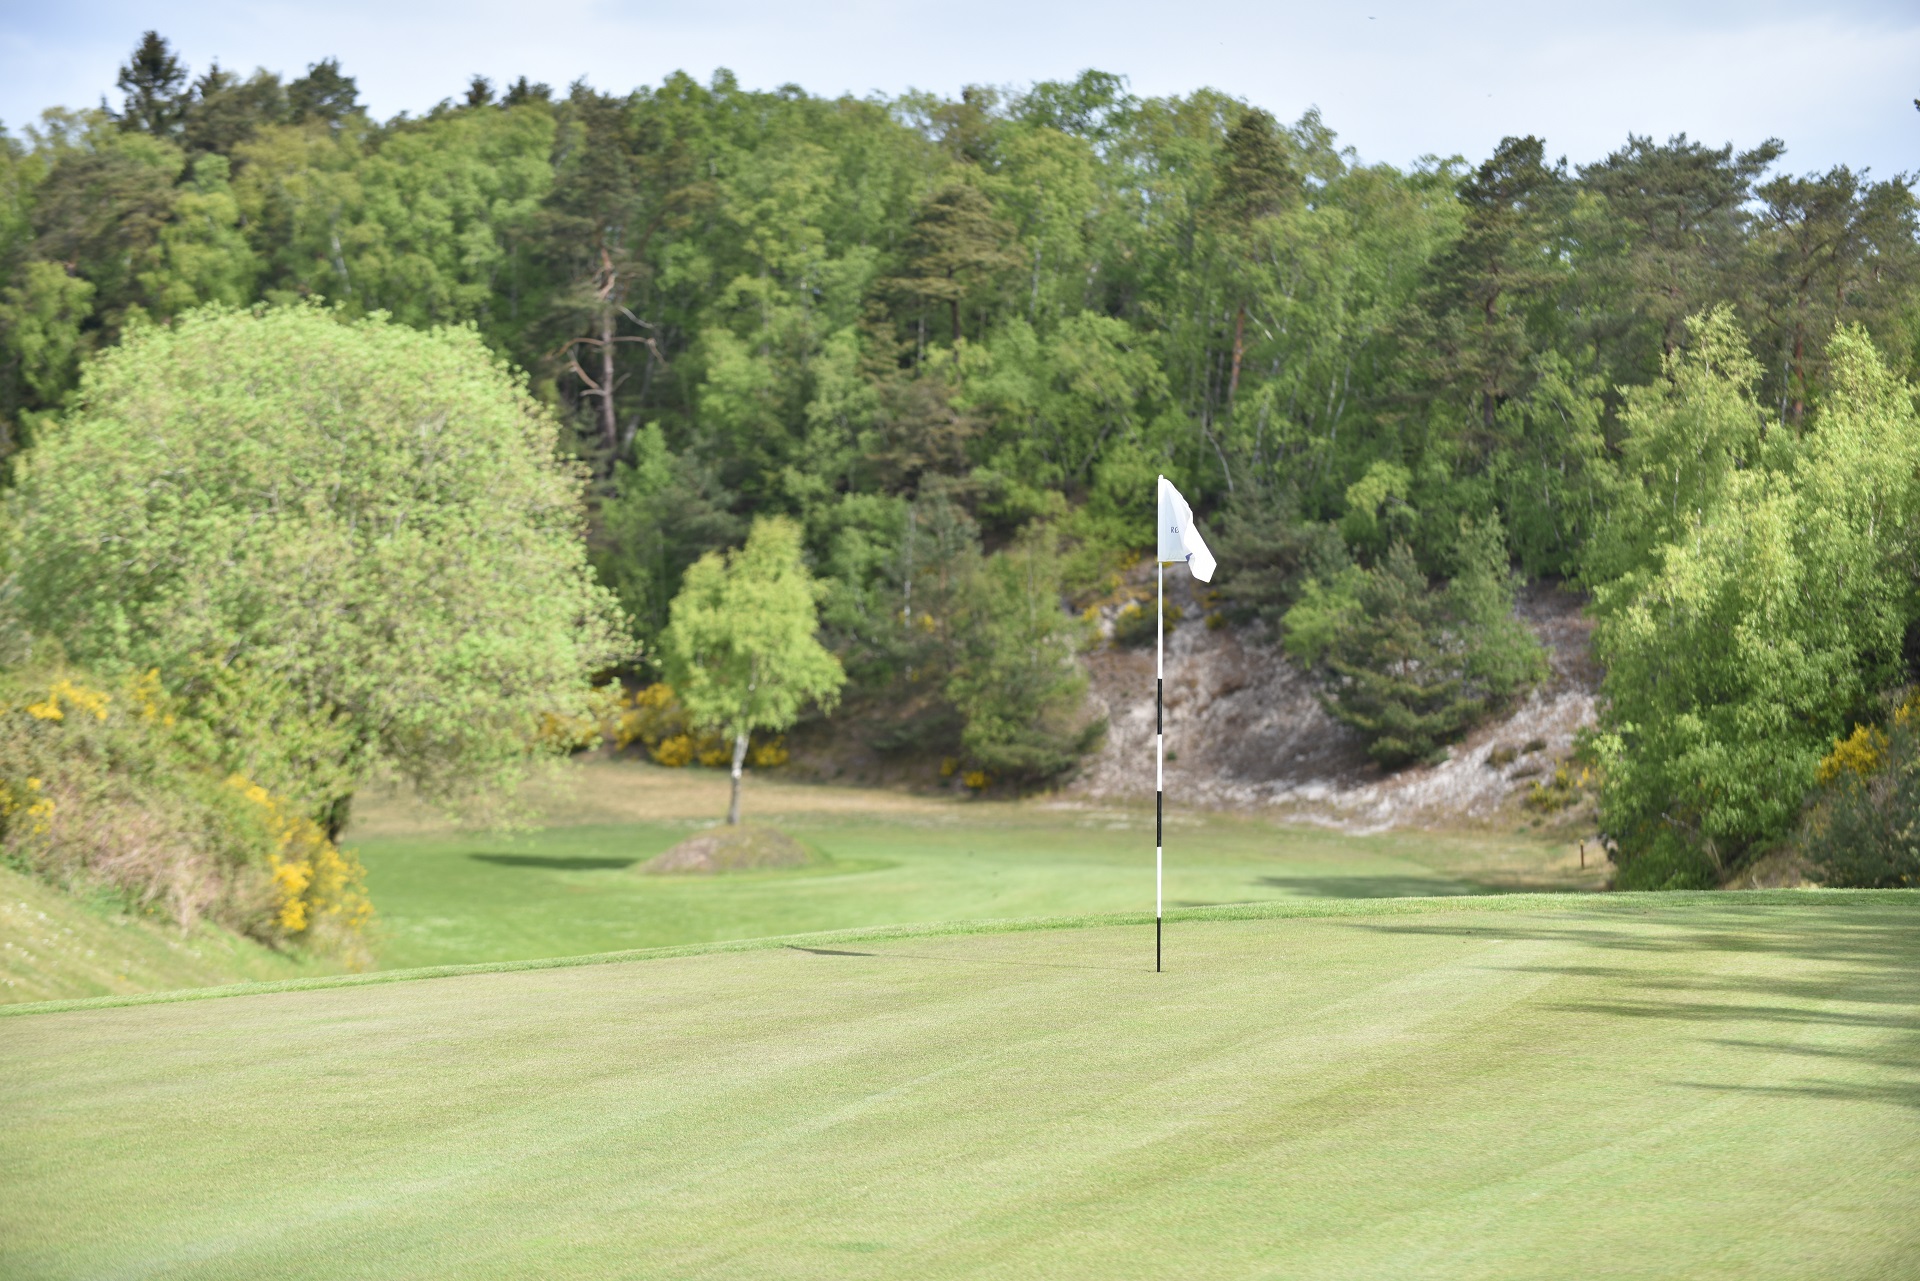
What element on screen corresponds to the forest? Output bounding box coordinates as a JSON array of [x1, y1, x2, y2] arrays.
[[3, 32, 1919, 909]]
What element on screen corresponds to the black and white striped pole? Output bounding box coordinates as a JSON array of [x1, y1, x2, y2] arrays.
[[1156, 552, 1164, 973], [1155, 475, 1215, 975]]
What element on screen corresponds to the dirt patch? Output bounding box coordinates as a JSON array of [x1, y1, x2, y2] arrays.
[[636, 825, 817, 875]]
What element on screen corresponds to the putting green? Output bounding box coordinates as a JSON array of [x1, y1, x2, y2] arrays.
[[5, 892, 1916, 1279], [346, 760, 1599, 969]]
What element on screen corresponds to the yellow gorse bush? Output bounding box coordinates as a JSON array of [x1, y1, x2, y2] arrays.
[[1816, 692, 1920, 786], [607, 683, 787, 770], [24, 677, 112, 723], [225, 774, 373, 938], [651, 734, 695, 768], [0, 776, 56, 838], [1817, 724, 1887, 785]]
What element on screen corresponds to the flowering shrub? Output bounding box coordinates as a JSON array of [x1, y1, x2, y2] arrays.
[[651, 734, 695, 767], [606, 683, 787, 770], [0, 662, 372, 962], [1797, 692, 1920, 888], [226, 774, 372, 942]]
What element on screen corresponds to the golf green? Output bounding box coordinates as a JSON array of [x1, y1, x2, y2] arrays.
[[345, 761, 1600, 969], [5, 892, 1916, 1278]]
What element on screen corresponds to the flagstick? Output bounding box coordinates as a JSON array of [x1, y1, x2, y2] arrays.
[[1155, 556, 1164, 974]]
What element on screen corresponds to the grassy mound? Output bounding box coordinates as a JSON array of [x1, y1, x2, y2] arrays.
[[0, 865, 337, 1005], [5, 892, 1917, 1278], [636, 823, 817, 875]]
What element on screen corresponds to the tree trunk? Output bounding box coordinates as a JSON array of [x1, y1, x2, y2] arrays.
[[1228, 303, 1246, 402], [322, 793, 354, 845], [599, 302, 618, 456], [727, 731, 749, 825]]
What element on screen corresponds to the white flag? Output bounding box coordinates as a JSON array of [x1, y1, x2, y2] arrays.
[[1157, 475, 1215, 582]]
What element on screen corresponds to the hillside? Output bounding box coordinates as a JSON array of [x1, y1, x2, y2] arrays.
[[5, 892, 1915, 1279], [1074, 571, 1600, 833], [0, 865, 337, 1005]]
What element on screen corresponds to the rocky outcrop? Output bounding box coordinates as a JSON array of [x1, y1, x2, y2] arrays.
[[1071, 571, 1599, 832]]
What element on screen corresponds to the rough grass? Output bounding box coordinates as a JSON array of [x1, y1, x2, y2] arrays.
[[3, 892, 1915, 1279], [0, 865, 337, 1004]]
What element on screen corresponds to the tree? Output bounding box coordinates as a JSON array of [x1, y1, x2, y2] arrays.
[[1576, 133, 1780, 377], [5, 305, 628, 834], [1202, 107, 1299, 404], [1587, 313, 1920, 886], [1749, 167, 1920, 425], [286, 58, 360, 129], [592, 424, 744, 659], [662, 517, 846, 824], [945, 526, 1101, 780], [114, 32, 190, 138], [1284, 520, 1544, 768], [886, 182, 1020, 354]]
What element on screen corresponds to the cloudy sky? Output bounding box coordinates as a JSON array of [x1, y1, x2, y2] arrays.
[[2, 0, 1915, 175]]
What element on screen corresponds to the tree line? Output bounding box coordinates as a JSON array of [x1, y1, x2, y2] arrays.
[[4, 33, 1919, 890]]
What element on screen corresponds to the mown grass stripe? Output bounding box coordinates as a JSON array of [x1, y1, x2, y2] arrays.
[[2, 887, 1906, 1019]]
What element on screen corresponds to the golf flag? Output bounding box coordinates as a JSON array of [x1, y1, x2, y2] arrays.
[[1152, 475, 1216, 974], [1158, 476, 1215, 582]]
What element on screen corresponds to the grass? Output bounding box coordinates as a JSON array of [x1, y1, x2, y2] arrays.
[[345, 759, 1602, 970], [4, 891, 1916, 1279], [0, 864, 337, 1004]]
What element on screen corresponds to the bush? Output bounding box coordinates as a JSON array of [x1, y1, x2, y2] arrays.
[[946, 526, 1104, 780], [6, 305, 627, 827], [0, 662, 372, 961], [609, 683, 785, 770], [1797, 697, 1920, 888], [1284, 521, 1545, 768], [1112, 599, 1183, 647]]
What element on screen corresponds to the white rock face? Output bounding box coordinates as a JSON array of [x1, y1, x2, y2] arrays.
[[1070, 571, 1598, 833]]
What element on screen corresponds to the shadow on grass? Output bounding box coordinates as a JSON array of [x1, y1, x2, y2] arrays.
[[1253, 874, 1484, 899], [468, 853, 639, 872], [1355, 902, 1920, 1110]]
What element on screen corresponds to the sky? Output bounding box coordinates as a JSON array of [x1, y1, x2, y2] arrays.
[[1, 0, 1916, 176]]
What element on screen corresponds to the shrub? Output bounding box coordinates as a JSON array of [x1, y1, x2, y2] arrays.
[[1797, 695, 1920, 888], [0, 662, 372, 962], [1284, 521, 1545, 768], [1112, 600, 1183, 647], [609, 683, 785, 770]]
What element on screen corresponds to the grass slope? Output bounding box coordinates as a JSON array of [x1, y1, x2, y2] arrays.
[[5, 892, 1916, 1279], [347, 760, 1599, 969], [0, 865, 335, 1004]]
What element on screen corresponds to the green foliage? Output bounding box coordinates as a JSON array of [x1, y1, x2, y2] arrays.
[[1590, 314, 1920, 880], [1799, 703, 1920, 889], [0, 661, 371, 959], [6, 41, 1920, 829], [945, 526, 1102, 780], [5, 305, 627, 820], [661, 516, 846, 751], [1285, 521, 1545, 768], [592, 425, 744, 659]]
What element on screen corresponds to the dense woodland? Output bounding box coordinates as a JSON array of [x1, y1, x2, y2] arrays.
[[4, 34, 1920, 900]]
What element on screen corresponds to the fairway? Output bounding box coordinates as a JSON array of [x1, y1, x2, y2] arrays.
[[5, 892, 1917, 1279], [346, 760, 1598, 968]]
